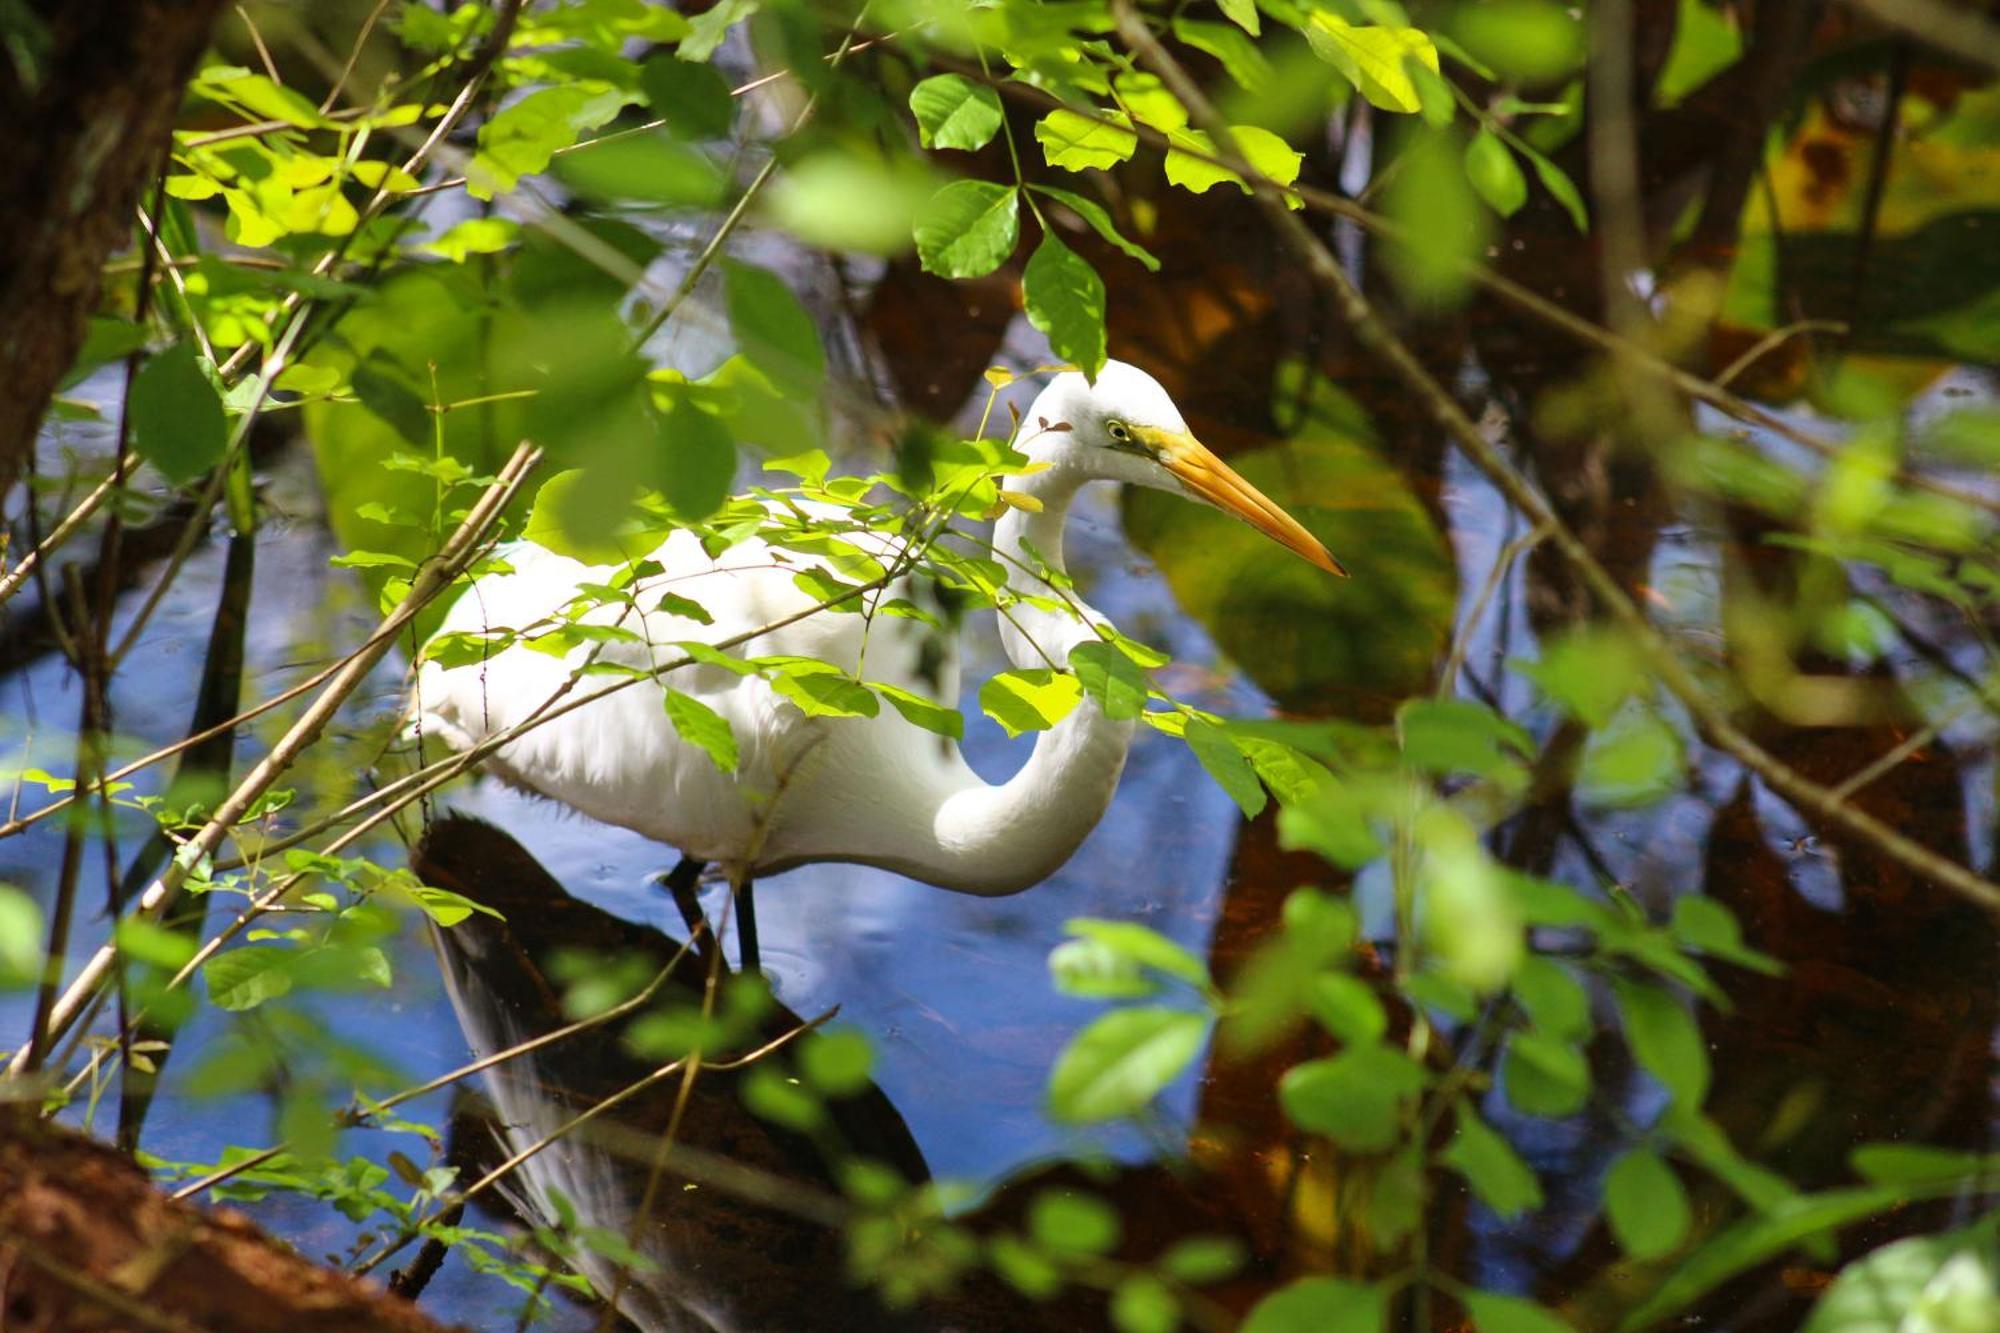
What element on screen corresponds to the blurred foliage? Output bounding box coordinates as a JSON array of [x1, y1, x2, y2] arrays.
[[6, 0, 2000, 1330]]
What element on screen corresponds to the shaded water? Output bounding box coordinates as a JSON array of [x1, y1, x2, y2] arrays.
[[5, 16, 2000, 1333]]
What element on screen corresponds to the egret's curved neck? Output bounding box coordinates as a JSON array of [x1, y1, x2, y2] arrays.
[[905, 464, 1137, 895]]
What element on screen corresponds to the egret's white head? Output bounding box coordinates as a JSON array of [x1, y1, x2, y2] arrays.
[[1019, 360, 1346, 575]]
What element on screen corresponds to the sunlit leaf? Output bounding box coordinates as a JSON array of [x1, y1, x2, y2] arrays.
[[1802, 1229, 2000, 1333], [1047, 1006, 1209, 1122], [679, 0, 757, 62], [913, 180, 1020, 279], [1304, 16, 1440, 114], [870, 681, 964, 739], [664, 688, 738, 774], [909, 73, 1003, 151], [1068, 641, 1149, 720], [980, 667, 1083, 737], [205, 945, 295, 1011], [1035, 109, 1137, 172]]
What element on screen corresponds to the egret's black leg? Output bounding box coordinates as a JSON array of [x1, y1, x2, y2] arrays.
[[657, 856, 709, 947], [734, 875, 759, 974]]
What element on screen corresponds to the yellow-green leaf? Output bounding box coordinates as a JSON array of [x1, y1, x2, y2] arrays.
[[1035, 109, 1138, 172], [980, 668, 1083, 737], [1305, 16, 1441, 115], [664, 688, 738, 773]]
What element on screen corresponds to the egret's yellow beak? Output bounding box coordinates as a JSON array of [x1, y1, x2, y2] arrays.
[[1142, 428, 1347, 577]]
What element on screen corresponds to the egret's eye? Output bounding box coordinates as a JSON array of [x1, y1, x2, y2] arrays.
[[1105, 420, 1131, 444]]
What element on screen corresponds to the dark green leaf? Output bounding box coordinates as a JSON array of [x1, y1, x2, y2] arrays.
[[554, 131, 725, 208], [640, 52, 734, 139], [130, 341, 228, 485], [1512, 955, 1591, 1040], [656, 396, 736, 521], [1606, 1147, 1691, 1260], [1047, 1006, 1209, 1122], [1614, 978, 1710, 1108], [724, 258, 824, 390], [1023, 234, 1107, 379]]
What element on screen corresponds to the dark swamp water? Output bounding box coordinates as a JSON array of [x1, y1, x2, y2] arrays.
[[5, 9, 2000, 1332]]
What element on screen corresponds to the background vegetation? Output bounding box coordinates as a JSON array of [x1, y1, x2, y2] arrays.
[[2, 0, 1998, 1329]]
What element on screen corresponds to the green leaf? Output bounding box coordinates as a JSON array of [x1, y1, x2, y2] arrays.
[[1163, 126, 1302, 198], [1619, 1186, 1909, 1331], [1656, 0, 1743, 107], [742, 1063, 822, 1131], [1047, 1006, 1210, 1122], [656, 394, 736, 521], [1511, 955, 1591, 1040], [663, 688, 738, 774], [1023, 234, 1106, 380], [1670, 896, 1783, 975], [1064, 918, 1210, 989], [1519, 139, 1588, 231], [870, 681, 964, 739], [1606, 1148, 1691, 1260], [1068, 642, 1150, 720], [1111, 1276, 1179, 1333], [1306, 972, 1386, 1045], [980, 668, 1083, 737], [0, 885, 45, 987], [1384, 126, 1489, 307], [1217, 0, 1259, 37], [1279, 1045, 1426, 1150], [1158, 1236, 1245, 1285], [1852, 1143, 2000, 1187], [769, 663, 880, 719], [1049, 937, 1159, 999], [205, 945, 295, 1011], [1465, 1291, 1575, 1333], [723, 259, 824, 390], [1028, 184, 1160, 271], [1442, 1105, 1545, 1220], [656, 590, 714, 625], [799, 1027, 873, 1096], [553, 131, 725, 208], [640, 52, 734, 139], [913, 181, 1020, 279], [1465, 130, 1529, 216], [679, 0, 757, 63], [1578, 708, 1685, 808], [1029, 1189, 1120, 1254], [1613, 978, 1710, 1108], [1035, 109, 1137, 172], [1803, 1229, 2000, 1333], [1503, 1030, 1590, 1117], [909, 73, 1004, 151], [1243, 1278, 1385, 1333], [1172, 18, 1274, 93], [1398, 698, 1532, 778], [468, 84, 626, 199], [130, 341, 228, 485], [1305, 17, 1441, 115], [1516, 624, 1646, 726], [1184, 717, 1266, 818], [419, 217, 522, 262]]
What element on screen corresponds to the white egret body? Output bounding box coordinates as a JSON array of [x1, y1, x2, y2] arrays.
[[411, 362, 1339, 916]]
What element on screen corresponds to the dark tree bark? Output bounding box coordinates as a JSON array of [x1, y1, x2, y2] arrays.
[[0, 0, 228, 499], [0, 1113, 460, 1332]]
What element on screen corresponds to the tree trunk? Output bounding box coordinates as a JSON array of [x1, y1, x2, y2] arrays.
[[0, 0, 228, 498]]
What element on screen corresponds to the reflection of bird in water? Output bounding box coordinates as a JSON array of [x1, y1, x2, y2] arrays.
[[412, 362, 1341, 969]]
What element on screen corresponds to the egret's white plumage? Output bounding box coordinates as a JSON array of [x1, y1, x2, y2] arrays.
[[411, 361, 1339, 900]]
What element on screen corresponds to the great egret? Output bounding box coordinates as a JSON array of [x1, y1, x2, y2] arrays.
[[411, 361, 1341, 968]]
